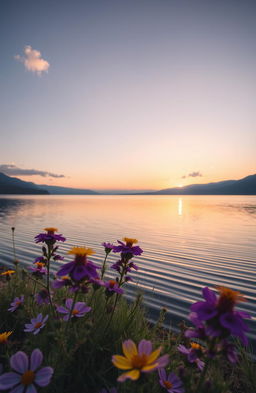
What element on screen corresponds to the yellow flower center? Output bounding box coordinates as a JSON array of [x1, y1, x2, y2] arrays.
[[109, 280, 116, 288], [163, 380, 173, 389], [44, 227, 58, 233], [68, 247, 95, 256], [191, 342, 202, 350], [21, 370, 35, 385], [34, 322, 42, 329], [0, 331, 12, 343], [72, 309, 79, 315], [16, 300, 21, 306], [123, 237, 138, 246], [217, 286, 245, 312], [1, 270, 15, 276], [35, 262, 45, 268], [61, 276, 70, 280], [131, 354, 148, 369]]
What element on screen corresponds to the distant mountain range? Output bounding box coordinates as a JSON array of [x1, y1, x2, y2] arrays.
[[0, 172, 255, 195], [139, 174, 256, 195], [0, 173, 97, 195]]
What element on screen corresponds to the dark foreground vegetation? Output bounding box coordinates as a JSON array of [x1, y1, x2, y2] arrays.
[[0, 228, 255, 393]]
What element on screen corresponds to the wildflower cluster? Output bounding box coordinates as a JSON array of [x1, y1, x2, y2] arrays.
[[0, 227, 253, 393]]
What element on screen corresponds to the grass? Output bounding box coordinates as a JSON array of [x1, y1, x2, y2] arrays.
[[0, 233, 255, 393]]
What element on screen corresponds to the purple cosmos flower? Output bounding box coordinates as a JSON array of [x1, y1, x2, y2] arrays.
[[102, 242, 115, 254], [52, 275, 72, 289], [8, 295, 24, 312], [34, 227, 66, 244], [104, 280, 124, 295], [112, 237, 143, 259], [56, 247, 100, 281], [158, 369, 184, 393], [35, 289, 51, 305], [178, 344, 204, 371], [111, 260, 138, 274], [24, 313, 48, 335], [56, 298, 91, 321], [29, 262, 47, 276], [0, 348, 53, 392], [190, 286, 251, 345]]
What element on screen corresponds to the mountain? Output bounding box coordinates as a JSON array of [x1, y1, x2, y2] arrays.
[[38, 184, 98, 195], [0, 173, 49, 194], [140, 174, 256, 195], [0, 173, 98, 195]]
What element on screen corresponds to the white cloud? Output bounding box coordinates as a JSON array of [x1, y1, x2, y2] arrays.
[[0, 164, 64, 178], [15, 45, 50, 75]]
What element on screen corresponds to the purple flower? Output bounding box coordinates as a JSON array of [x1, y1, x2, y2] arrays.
[[178, 344, 205, 370], [0, 348, 53, 392], [35, 289, 51, 305], [218, 341, 238, 364], [158, 369, 184, 393], [112, 237, 143, 259], [102, 242, 115, 254], [8, 295, 24, 312], [33, 256, 46, 264], [24, 313, 48, 335], [104, 280, 124, 295], [56, 298, 91, 321], [34, 227, 66, 244], [29, 262, 47, 276], [52, 276, 72, 289], [57, 247, 100, 281], [190, 286, 251, 345], [53, 254, 64, 261]]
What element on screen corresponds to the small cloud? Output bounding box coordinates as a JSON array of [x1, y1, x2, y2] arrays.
[[182, 171, 202, 179], [15, 45, 49, 75], [0, 164, 64, 178]]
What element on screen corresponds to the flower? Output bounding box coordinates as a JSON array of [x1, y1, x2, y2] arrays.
[[104, 280, 124, 295], [178, 344, 204, 370], [52, 275, 72, 289], [102, 242, 115, 254], [35, 289, 51, 305], [8, 295, 24, 312], [0, 270, 15, 279], [29, 262, 47, 276], [190, 286, 251, 345], [0, 348, 53, 392], [56, 247, 100, 281], [0, 332, 12, 344], [112, 238, 143, 258], [56, 298, 91, 321], [34, 227, 66, 244], [112, 339, 169, 382], [158, 369, 184, 393], [24, 313, 48, 335]]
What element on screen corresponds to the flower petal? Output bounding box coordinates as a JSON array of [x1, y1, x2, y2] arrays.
[[138, 340, 152, 355], [112, 355, 132, 370], [122, 340, 137, 360], [30, 349, 43, 371], [10, 351, 28, 373], [146, 347, 161, 364], [26, 384, 37, 393], [0, 372, 20, 389], [117, 369, 140, 382], [10, 384, 24, 393], [35, 367, 54, 387], [156, 354, 169, 368]]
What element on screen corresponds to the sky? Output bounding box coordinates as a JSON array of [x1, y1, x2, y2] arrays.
[[0, 0, 255, 191]]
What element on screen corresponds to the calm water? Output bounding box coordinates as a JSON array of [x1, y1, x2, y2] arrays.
[[0, 195, 255, 343]]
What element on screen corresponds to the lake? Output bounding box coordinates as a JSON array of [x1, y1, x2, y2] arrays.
[[0, 195, 255, 344]]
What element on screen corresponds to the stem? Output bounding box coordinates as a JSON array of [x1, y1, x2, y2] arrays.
[[196, 357, 210, 393], [65, 291, 78, 333], [100, 254, 108, 279], [11, 227, 17, 267]]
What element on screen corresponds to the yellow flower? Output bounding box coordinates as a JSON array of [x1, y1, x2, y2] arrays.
[[123, 237, 138, 246], [0, 331, 12, 344], [112, 339, 169, 382], [0, 270, 15, 277], [68, 247, 95, 256], [44, 227, 58, 233]]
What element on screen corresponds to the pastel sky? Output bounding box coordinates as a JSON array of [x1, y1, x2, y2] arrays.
[[0, 0, 255, 191]]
